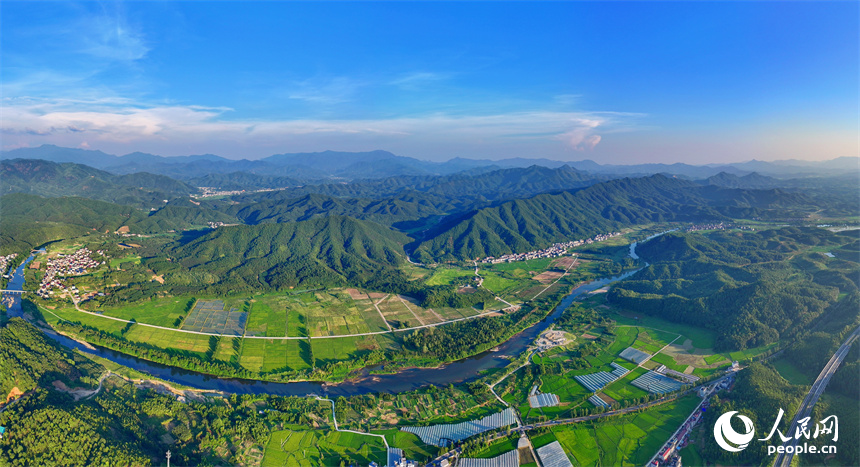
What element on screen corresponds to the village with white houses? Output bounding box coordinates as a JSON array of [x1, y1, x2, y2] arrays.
[[192, 186, 293, 199], [478, 232, 621, 264], [35, 248, 108, 302], [0, 254, 18, 279]]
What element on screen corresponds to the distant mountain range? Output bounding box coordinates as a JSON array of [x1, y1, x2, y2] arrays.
[[2, 157, 855, 264], [2, 144, 857, 181]]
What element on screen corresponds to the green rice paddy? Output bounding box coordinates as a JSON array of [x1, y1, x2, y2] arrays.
[[261, 429, 387, 466], [425, 267, 475, 286], [536, 394, 701, 466]]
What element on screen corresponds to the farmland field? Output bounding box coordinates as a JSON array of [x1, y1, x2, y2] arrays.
[[538, 394, 701, 466], [468, 435, 519, 458], [239, 338, 312, 372], [373, 430, 438, 462], [261, 429, 386, 466], [96, 295, 195, 328], [425, 267, 475, 286]]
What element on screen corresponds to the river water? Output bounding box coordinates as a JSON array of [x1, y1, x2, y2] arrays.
[[5, 251, 642, 397], [2, 250, 44, 318]]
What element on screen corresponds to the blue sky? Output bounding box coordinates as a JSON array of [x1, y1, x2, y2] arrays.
[[2, 1, 857, 163]]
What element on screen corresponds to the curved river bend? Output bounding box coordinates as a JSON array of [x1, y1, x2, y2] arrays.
[[5, 252, 642, 397]]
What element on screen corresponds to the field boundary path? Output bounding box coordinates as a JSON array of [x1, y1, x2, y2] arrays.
[[397, 295, 426, 326], [316, 397, 390, 461], [53, 296, 509, 340], [371, 294, 393, 331], [42, 252, 580, 343], [528, 256, 578, 301]]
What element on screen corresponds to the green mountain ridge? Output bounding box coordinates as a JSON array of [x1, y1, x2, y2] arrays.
[[412, 175, 817, 261], [155, 216, 412, 293], [609, 228, 860, 350], [1, 159, 195, 207]]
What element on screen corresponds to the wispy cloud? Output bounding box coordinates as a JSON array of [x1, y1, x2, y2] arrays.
[[72, 2, 150, 62], [285, 77, 364, 105], [0, 96, 642, 158], [389, 71, 454, 90], [1, 3, 150, 106]]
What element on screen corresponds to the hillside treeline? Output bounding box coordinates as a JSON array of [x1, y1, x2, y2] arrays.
[[609, 228, 859, 350]]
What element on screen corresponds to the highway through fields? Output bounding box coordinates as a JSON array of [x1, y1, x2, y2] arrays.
[[771, 325, 860, 467], [644, 383, 716, 467]]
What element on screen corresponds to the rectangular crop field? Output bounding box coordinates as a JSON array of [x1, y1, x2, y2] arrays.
[[181, 299, 247, 335], [124, 326, 211, 356], [240, 339, 312, 372], [238, 338, 266, 372], [302, 292, 373, 336], [376, 294, 419, 329], [607, 327, 639, 355], [311, 336, 373, 364], [101, 296, 194, 328], [245, 301, 287, 337], [397, 295, 442, 325], [287, 310, 308, 337], [479, 271, 520, 294]]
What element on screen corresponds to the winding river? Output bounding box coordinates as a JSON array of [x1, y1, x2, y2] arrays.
[[4, 246, 648, 397]]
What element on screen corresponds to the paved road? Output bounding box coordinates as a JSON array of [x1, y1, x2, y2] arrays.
[[772, 325, 860, 467], [41, 251, 576, 344], [57, 297, 506, 340], [644, 385, 714, 467]]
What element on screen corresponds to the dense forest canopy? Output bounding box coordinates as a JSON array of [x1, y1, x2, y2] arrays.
[[609, 228, 860, 350]]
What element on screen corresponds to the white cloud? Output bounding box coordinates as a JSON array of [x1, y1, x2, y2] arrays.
[[556, 118, 604, 150], [0, 97, 642, 159]]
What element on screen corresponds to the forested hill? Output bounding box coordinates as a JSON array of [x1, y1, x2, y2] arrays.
[[411, 175, 816, 261], [609, 227, 860, 350], [152, 216, 411, 293], [230, 192, 449, 226], [1, 159, 195, 207], [0, 194, 143, 256], [0, 194, 235, 256]]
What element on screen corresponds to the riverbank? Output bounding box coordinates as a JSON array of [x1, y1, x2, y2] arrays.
[[7, 244, 647, 397]]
